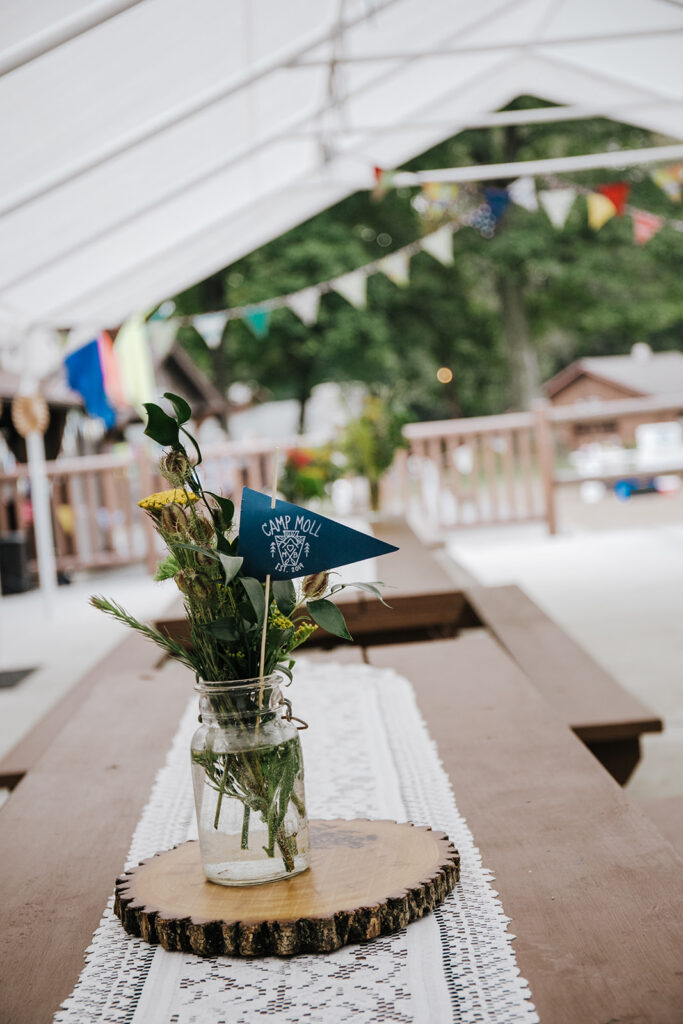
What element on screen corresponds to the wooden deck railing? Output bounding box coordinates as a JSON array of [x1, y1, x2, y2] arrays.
[[402, 392, 683, 534], [0, 436, 315, 576], [401, 406, 555, 531], [3, 392, 683, 576]]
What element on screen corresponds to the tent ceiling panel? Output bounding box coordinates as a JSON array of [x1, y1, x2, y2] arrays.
[[5, 135, 322, 320], [0, 0, 681, 333], [545, 0, 682, 36], [41, 181, 350, 326]]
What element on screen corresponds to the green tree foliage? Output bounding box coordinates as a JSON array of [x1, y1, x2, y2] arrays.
[[173, 97, 683, 421]]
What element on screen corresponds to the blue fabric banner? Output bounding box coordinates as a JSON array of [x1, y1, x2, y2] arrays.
[[65, 339, 116, 428], [238, 487, 398, 580]]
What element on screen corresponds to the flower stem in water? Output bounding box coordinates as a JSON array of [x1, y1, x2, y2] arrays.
[[240, 805, 251, 849], [213, 756, 230, 829]]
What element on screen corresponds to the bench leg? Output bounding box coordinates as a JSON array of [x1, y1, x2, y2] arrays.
[[585, 737, 641, 786]]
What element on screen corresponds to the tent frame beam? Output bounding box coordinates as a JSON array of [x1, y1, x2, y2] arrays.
[[387, 143, 683, 186], [294, 26, 683, 65], [290, 98, 683, 137], [0, 0, 145, 78]]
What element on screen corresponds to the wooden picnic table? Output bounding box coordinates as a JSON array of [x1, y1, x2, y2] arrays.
[[154, 518, 662, 784], [1, 625, 682, 1024]]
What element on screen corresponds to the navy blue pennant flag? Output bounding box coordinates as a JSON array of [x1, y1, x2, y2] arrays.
[[238, 488, 398, 581]]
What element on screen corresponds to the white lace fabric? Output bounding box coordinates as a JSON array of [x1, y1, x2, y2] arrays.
[[54, 660, 539, 1024]]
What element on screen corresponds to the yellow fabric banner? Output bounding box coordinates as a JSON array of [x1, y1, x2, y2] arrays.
[[114, 314, 156, 414]]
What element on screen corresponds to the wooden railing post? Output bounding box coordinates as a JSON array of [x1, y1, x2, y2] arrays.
[[136, 450, 159, 575], [533, 399, 557, 535]]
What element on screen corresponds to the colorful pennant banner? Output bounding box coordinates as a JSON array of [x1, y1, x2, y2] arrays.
[[287, 287, 321, 326], [587, 191, 617, 231], [194, 312, 228, 349], [420, 225, 455, 266], [483, 186, 511, 222], [597, 182, 630, 216], [632, 209, 664, 245], [244, 309, 271, 339], [379, 251, 410, 287], [539, 188, 576, 229], [163, 166, 682, 348], [508, 176, 538, 212], [332, 269, 368, 309], [650, 164, 682, 203]]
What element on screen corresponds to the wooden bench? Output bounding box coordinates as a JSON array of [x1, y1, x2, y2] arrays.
[[463, 584, 663, 783], [1, 634, 681, 1024]]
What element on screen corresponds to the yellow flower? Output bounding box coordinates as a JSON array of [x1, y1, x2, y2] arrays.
[[138, 488, 199, 510], [294, 622, 317, 643], [270, 606, 294, 631]]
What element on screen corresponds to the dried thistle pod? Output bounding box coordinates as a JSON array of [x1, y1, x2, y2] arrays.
[[302, 571, 330, 599], [160, 450, 193, 487]]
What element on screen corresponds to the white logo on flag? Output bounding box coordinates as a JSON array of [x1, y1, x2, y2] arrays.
[[271, 530, 311, 574]]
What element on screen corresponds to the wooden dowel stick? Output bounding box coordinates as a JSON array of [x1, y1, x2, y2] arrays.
[[258, 448, 280, 683]]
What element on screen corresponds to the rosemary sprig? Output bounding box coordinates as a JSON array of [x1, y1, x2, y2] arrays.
[[90, 595, 198, 672]]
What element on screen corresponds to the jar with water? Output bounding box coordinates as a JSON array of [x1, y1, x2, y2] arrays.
[[191, 675, 310, 885]]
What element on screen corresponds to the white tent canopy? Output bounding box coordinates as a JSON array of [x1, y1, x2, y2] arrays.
[[1, 0, 682, 333]]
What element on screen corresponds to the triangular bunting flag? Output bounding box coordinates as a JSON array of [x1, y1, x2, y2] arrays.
[[332, 270, 367, 309], [597, 182, 630, 216], [287, 287, 321, 326], [632, 209, 664, 245], [650, 164, 682, 203], [379, 251, 410, 287], [587, 191, 617, 231], [539, 188, 576, 229], [244, 309, 271, 339], [372, 167, 397, 201], [194, 312, 228, 349], [420, 226, 454, 266], [146, 318, 177, 358], [238, 487, 397, 581], [483, 186, 511, 222], [422, 182, 458, 206], [508, 176, 538, 212]]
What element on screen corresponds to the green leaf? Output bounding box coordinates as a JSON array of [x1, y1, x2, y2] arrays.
[[306, 598, 352, 641], [276, 660, 294, 683], [218, 553, 243, 584], [143, 403, 179, 447], [180, 425, 202, 466], [169, 540, 219, 562], [163, 392, 192, 425], [272, 579, 296, 616], [205, 492, 235, 529], [215, 531, 232, 555], [240, 577, 265, 627], [202, 618, 239, 642], [330, 581, 391, 607]]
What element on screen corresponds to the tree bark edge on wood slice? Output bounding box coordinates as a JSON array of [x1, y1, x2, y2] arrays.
[[114, 818, 460, 957]]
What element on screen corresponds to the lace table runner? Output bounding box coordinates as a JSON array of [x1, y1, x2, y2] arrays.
[[55, 660, 538, 1024]]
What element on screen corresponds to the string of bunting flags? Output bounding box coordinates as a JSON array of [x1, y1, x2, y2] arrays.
[[58, 160, 683, 425], [178, 161, 683, 347]]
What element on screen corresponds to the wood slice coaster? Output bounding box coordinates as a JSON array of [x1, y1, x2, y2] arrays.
[[115, 819, 460, 957]]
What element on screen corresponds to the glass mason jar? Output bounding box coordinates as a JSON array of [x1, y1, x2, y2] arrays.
[[191, 675, 310, 886]]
